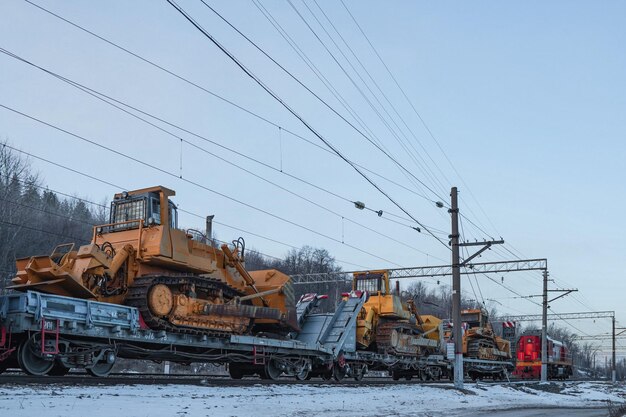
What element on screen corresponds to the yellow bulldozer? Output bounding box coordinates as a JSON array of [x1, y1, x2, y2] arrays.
[[460, 308, 511, 361], [10, 186, 297, 336], [352, 270, 441, 357]]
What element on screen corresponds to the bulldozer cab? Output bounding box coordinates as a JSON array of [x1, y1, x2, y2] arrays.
[[461, 308, 490, 329], [353, 270, 390, 294], [108, 186, 178, 232]]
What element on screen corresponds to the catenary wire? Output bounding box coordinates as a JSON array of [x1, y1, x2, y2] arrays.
[[165, 0, 450, 251], [21, 0, 443, 208], [0, 47, 447, 260], [2, 148, 370, 270], [200, 0, 448, 205], [339, 0, 500, 235], [0, 115, 399, 267], [294, 0, 450, 197]]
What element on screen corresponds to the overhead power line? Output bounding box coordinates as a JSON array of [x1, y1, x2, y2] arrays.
[[313, 0, 453, 191], [0, 196, 96, 227], [289, 0, 449, 198], [21, 0, 441, 207], [340, 0, 505, 244], [0, 116, 398, 267], [251, 0, 442, 213], [200, 0, 448, 204], [166, 0, 450, 251], [0, 192, 295, 266], [1, 171, 352, 267], [251, 0, 443, 211], [0, 47, 446, 260], [0, 219, 89, 244], [0, 171, 107, 209], [251, 0, 389, 155]]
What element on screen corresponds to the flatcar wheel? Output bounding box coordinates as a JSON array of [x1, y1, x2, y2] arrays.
[[86, 361, 114, 377], [332, 365, 346, 382], [333, 353, 347, 381], [321, 371, 333, 381], [48, 362, 70, 376], [264, 359, 282, 381], [295, 366, 309, 381], [17, 337, 54, 376]]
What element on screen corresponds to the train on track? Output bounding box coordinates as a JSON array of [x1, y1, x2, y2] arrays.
[[513, 332, 573, 380], [0, 186, 569, 382]]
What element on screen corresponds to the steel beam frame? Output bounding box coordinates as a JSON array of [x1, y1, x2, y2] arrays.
[[290, 258, 548, 284], [501, 311, 614, 322]]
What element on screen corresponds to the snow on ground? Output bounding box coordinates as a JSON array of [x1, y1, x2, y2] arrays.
[[0, 381, 624, 417]]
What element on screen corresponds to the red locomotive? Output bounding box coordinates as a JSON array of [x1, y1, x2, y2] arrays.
[[513, 332, 573, 380]]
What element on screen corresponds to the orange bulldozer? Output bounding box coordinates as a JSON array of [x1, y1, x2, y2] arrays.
[[10, 186, 297, 336]]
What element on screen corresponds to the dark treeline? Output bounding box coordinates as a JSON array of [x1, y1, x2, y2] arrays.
[[0, 144, 105, 291]]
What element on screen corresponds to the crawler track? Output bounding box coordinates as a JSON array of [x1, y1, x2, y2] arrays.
[[126, 274, 245, 338]]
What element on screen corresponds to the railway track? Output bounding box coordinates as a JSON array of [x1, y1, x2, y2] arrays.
[[0, 374, 426, 386], [0, 371, 596, 387]]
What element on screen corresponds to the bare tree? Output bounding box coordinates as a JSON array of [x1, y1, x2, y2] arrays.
[[0, 142, 105, 293]]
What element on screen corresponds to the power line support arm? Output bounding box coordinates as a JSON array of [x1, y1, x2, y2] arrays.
[[459, 239, 504, 266]]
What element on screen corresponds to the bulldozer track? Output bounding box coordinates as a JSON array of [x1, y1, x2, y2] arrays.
[[376, 321, 416, 356], [467, 338, 492, 358], [466, 336, 507, 361], [126, 274, 246, 338]]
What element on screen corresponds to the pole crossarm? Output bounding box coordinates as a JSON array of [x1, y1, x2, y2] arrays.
[[459, 239, 504, 266], [290, 258, 548, 284], [501, 311, 615, 322], [548, 289, 578, 303]]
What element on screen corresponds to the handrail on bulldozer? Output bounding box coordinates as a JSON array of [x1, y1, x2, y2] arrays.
[[91, 219, 145, 259]]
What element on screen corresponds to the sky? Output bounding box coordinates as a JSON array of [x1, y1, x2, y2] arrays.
[[0, 0, 625, 355]]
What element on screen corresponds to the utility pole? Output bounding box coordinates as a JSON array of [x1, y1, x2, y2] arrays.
[[449, 187, 463, 389], [541, 269, 548, 382], [448, 187, 504, 389], [613, 326, 626, 383], [613, 316, 617, 383], [539, 269, 576, 383]]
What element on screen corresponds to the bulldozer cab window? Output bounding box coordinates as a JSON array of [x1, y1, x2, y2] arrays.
[[150, 197, 161, 224], [148, 197, 178, 229], [110, 197, 146, 230], [461, 312, 481, 329], [355, 275, 383, 294], [168, 201, 178, 229]]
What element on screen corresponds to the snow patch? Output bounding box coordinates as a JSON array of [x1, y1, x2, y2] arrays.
[[0, 381, 623, 417]]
